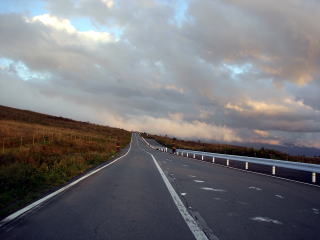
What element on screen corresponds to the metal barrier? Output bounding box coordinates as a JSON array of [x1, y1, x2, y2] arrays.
[[141, 136, 319, 184], [177, 149, 319, 183]]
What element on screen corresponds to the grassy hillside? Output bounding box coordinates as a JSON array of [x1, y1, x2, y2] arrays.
[[0, 105, 131, 219], [145, 134, 320, 164]]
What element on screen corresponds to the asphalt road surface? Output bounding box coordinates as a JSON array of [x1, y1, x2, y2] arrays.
[[1, 133, 319, 240]]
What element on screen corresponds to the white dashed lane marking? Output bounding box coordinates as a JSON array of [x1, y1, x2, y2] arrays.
[[248, 186, 262, 191], [251, 217, 282, 225], [312, 208, 319, 215], [201, 187, 226, 192], [194, 180, 205, 183]]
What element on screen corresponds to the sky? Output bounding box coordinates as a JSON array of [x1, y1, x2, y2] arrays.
[[0, 0, 319, 150]]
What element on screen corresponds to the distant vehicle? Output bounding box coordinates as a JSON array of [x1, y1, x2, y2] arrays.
[[172, 146, 176, 154]]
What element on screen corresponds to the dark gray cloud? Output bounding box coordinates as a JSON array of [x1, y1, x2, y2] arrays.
[[0, 0, 319, 148]]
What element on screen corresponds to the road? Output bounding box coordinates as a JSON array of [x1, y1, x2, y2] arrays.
[[1, 133, 319, 240]]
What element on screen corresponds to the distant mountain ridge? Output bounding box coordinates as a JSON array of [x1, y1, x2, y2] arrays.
[[237, 143, 320, 157]]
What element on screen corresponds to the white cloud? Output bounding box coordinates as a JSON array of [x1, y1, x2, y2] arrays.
[[0, 0, 320, 151], [29, 14, 113, 43], [104, 114, 242, 142], [101, 0, 114, 8], [30, 14, 75, 33], [254, 130, 269, 137]]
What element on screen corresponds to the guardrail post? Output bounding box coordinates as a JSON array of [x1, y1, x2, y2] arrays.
[[212, 157, 215, 163], [193, 154, 195, 159], [187, 153, 189, 157], [201, 155, 204, 161], [312, 172, 316, 183], [227, 159, 229, 166], [272, 166, 276, 175], [245, 162, 248, 170]]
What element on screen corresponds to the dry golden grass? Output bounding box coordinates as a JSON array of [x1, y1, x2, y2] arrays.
[[0, 120, 122, 151], [0, 106, 131, 219]]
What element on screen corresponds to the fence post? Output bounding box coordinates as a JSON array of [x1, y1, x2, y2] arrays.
[[212, 157, 215, 163], [312, 172, 316, 183], [193, 154, 195, 159], [245, 162, 248, 170], [227, 159, 229, 166], [201, 155, 204, 161], [272, 166, 276, 175]]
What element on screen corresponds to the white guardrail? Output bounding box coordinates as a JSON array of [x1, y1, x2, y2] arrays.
[[141, 136, 319, 183]]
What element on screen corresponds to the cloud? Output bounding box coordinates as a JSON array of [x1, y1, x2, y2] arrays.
[[254, 130, 269, 138], [101, 0, 114, 9], [0, 0, 319, 150], [105, 114, 242, 142], [29, 14, 113, 44]]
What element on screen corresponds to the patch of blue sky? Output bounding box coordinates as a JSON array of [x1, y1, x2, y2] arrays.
[[155, 0, 190, 27], [0, 0, 123, 39], [223, 63, 254, 78], [0, 57, 51, 81], [0, 57, 13, 69], [71, 17, 99, 32], [173, 0, 189, 27], [0, 0, 46, 16]]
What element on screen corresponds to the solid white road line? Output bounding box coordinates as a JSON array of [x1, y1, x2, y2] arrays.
[[0, 134, 133, 228], [144, 150, 216, 240]]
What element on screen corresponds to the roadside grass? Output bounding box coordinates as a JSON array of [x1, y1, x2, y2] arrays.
[[0, 107, 131, 219], [144, 134, 320, 164]]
